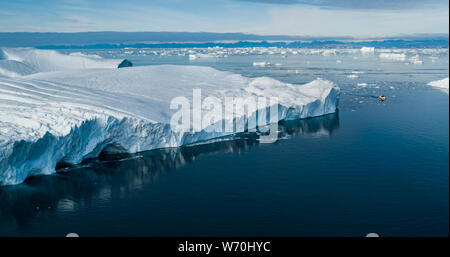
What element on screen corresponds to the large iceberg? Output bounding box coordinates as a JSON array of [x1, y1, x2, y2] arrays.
[[0, 48, 340, 185]]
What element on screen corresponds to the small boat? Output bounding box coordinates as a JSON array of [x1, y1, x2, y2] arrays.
[[378, 94, 386, 101]]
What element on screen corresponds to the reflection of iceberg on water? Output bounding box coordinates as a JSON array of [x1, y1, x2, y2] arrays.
[[0, 112, 339, 227]]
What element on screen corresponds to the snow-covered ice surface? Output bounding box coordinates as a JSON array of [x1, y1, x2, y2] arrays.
[[0, 48, 339, 185], [0, 48, 121, 77], [428, 78, 449, 94]]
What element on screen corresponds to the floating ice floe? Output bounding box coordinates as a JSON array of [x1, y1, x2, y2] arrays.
[[321, 49, 336, 56], [427, 78, 449, 94], [360, 47, 375, 54], [62, 47, 448, 60], [409, 55, 423, 65], [379, 53, 406, 61], [429, 56, 439, 63], [253, 61, 270, 67], [0, 48, 340, 185], [188, 53, 217, 60]]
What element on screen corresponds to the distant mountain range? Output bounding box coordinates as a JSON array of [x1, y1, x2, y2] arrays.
[[0, 32, 448, 48]]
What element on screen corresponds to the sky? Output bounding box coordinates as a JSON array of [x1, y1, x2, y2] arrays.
[[0, 0, 448, 37]]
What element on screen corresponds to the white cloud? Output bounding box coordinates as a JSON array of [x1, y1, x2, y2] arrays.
[[257, 5, 449, 36]]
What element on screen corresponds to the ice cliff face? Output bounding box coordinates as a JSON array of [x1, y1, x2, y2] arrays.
[[0, 48, 340, 185]]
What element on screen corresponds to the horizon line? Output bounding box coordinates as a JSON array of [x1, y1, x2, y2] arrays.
[[0, 31, 448, 39]]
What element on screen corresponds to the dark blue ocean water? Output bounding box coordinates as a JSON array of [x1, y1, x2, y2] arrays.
[[0, 49, 448, 236]]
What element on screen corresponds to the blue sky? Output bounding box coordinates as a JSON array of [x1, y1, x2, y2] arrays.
[[0, 0, 448, 37]]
